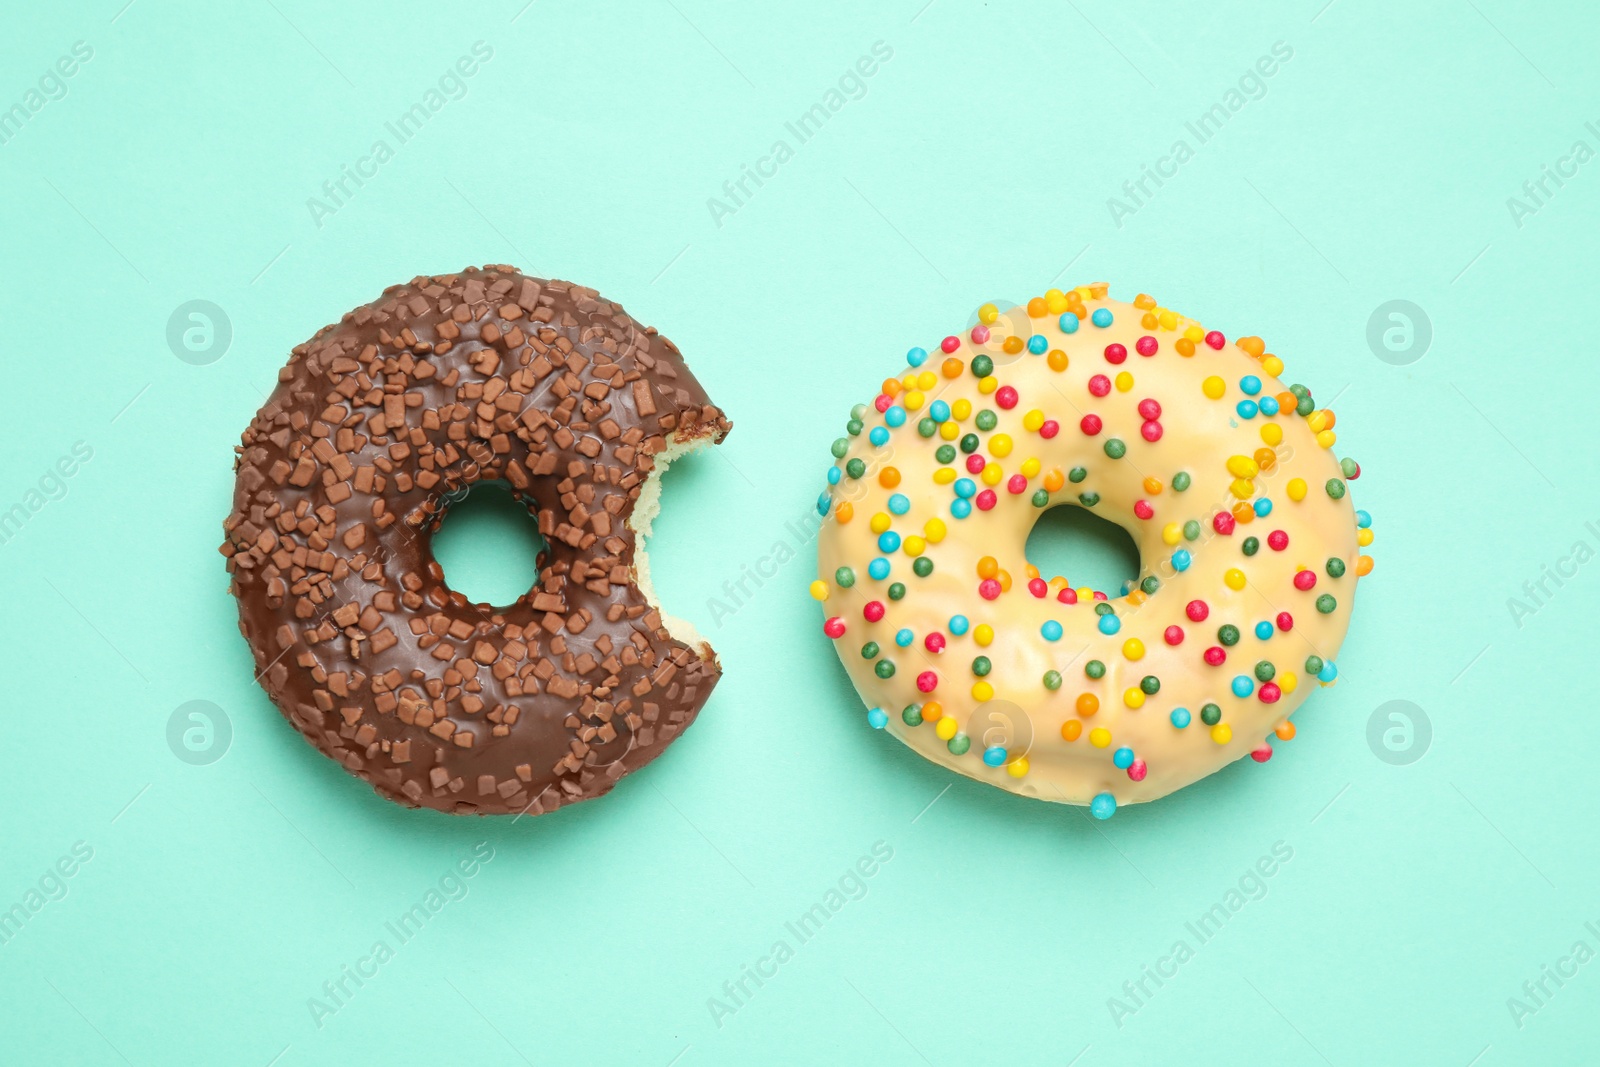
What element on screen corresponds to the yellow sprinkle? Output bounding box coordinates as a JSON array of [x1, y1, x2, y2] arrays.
[[1124, 688, 1145, 709], [1262, 356, 1283, 377], [1260, 423, 1283, 446], [978, 376, 998, 395], [809, 580, 828, 600], [1230, 478, 1256, 500], [1357, 528, 1374, 547], [936, 716, 958, 740], [903, 390, 925, 411], [1280, 671, 1298, 694], [1089, 728, 1112, 748], [1045, 290, 1069, 314], [1076, 586, 1093, 601], [1123, 638, 1145, 661], [1162, 522, 1182, 546], [1211, 724, 1232, 744], [979, 303, 1000, 325], [952, 398, 972, 420], [1306, 411, 1332, 433], [901, 372, 918, 391], [1316, 430, 1337, 449], [870, 513, 891, 534], [924, 518, 947, 543], [974, 624, 994, 647], [981, 464, 1003, 487], [933, 468, 956, 485], [1226, 455, 1260, 479], [1183, 324, 1205, 343], [990, 433, 1013, 458], [1224, 568, 1247, 591], [1158, 309, 1178, 330], [1202, 376, 1226, 399], [1114, 371, 1134, 392], [939, 421, 960, 441], [903, 536, 926, 557], [918, 370, 937, 390], [1021, 457, 1041, 478], [1006, 757, 1029, 778], [972, 681, 994, 701], [1287, 477, 1308, 501], [1022, 409, 1045, 432]]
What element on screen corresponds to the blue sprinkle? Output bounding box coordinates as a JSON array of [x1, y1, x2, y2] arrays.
[[884, 407, 906, 428], [1098, 614, 1121, 635], [948, 614, 970, 636], [895, 628, 914, 648], [929, 399, 950, 422], [1255, 621, 1274, 640], [1235, 400, 1258, 419], [816, 492, 831, 516], [1172, 549, 1191, 571], [1253, 497, 1273, 518], [906, 346, 928, 367], [1059, 313, 1079, 334], [1356, 509, 1371, 529], [1027, 334, 1048, 354], [951, 497, 972, 519], [1170, 708, 1191, 729], [1113, 747, 1135, 770], [1090, 792, 1117, 819], [1240, 375, 1262, 396], [1259, 395, 1281, 416], [888, 493, 911, 515], [827, 466, 842, 485], [877, 531, 901, 554], [1318, 661, 1339, 683], [1232, 675, 1255, 698], [867, 558, 890, 580], [869, 426, 890, 446], [1041, 620, 1063, 641], [1091, 308, 1113, 328], [867, 707, 888, 729], [954, 478, 977, 499], [982, 746, 1008, 767]]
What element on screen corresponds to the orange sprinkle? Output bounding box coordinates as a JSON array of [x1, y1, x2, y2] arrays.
[[1143, 476, 1163, 495], [977, 556, 999, 579], [1253, 447, 1277, 472], [1134, 293, 1157, 310], [1141, 312, 1159, 329], [1232, 502, 1255, 524], [836, 502, 853, 523], [1002, 335, 1025, 355], [879, 467, 901, 488], [1025, 563, 1040, 580], [941, 357, 963, 379], [996, 569, 1012, 592], [922, 700, 944, 722], [1356, 555, 1374, 576], [1043, 469, 1065, 492], [1027, 296, 1048, 317], [1076, 693, 1099, 717], [1061, 720, 1083, 741], [1047, 349, 1069, 372], [881, 378, 903, 397], [1237, 335, 1265, 358], [1176, 337, 1196, 357], [1274, 721, 1296, 740]]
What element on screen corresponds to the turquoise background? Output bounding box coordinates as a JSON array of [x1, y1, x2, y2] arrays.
[[2, 0, 1597, 1063]]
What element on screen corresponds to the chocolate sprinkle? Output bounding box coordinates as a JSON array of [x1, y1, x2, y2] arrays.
[[221, 267, 730, 814]]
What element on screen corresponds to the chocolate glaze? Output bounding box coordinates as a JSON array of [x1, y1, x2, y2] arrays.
[[221, 267, 730, 814]]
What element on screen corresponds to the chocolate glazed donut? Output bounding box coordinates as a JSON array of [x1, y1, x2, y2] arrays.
[[221, 266, 731, 815]]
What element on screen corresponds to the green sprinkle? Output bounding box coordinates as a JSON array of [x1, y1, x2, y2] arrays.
[[1296, 394, 1315, 416], [845, 458, 866, 479], [912, 557, 934, 578], [960, 433, 980, 454], [1242, 536, 1260, 556], [1068, 466, 1088, 483], [1255, 660, 1275, 682], [888, 582, 906, 601], [1043, 670, 1063, 690], [1288, 384, 1309, 400], [1326, 479, 1346, 500], [1103, 438, 1127, 460], [1340, 457, 1359, 478], [901, 704, 923, 727], [1086, 659, 1107, 679], [947, 733, 971, 755], [1140, 675, 1161, 695], [1171, 471, 1191, 492], [975, 409, 998, 431], [846, 418, 864, 437], [1200, 703, 1222, 725], [1183, 520, 1202, 541], [830, 437, 850, 458], [971, 656, 992, 677], [835, 567, 856, 588], [1031, 489, 1050, 507], [874, 659, 896, 679], [1140, 575, 1160, 595], [1219, 624, 1240, 646], [1079, 491, 1100, 507], [1326, 557, 1347, 578], [861, 641, 880, 659], [970, 355, 994, 378], [917, 417, 938, 438], [1093, 602, 1114, 616], [1316, 594, 1337, 614], [1304, 655, 1324, 675], [935, 444, 957, 465]]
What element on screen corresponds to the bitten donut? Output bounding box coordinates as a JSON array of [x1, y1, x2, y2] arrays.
[[222, 266, 731, 815], [812, 284, 1373, 818]]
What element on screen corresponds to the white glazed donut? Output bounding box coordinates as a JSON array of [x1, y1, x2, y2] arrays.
[[812, 284, 1373, 818]]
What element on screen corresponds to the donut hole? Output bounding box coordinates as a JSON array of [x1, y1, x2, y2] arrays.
[[1024, 505, 1142, 598], [430, 480, 548, 608]]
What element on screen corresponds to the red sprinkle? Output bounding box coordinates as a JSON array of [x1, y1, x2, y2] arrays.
[[1164, 625, 1184, 646], [1133, 500, 1154, 520], [1137, 398, 1162, 420], [874, 394, 892, 412], [966, 454, 986, 474], [1135, 336, 1158, 356], [1088, 374, 1111, 397], [1127, 759, 1148, 781], [1293, 570, 1317, 591], [1007, 474, 1028, 494], [1186, 599, 1210, 622], [924, 632, 946, 653], [1141, 420, 1163, 442], [1057, 586, 1078, 604], [978, 579, 1002, 600], [970, 325, 989, 344], [975, 489, 997, 511], [1276, 612, 1293, 631], [863, 601, 885, 622], [1205, 330, 1225, 349], [1039, 419, 1060, 439], [1213, 511, 1236, 535], [995, 385, 1018, 409], [1267, 529, 1288, 551], [1258, 682, 1282, 704], [1203, 646, 1226, 666], [941, 335, 961, 353], [1080, 414, 1103, 436], [1104, 343, 1127, 364], [917, 671, 939, 693], [823, 617, 846, 638], [1028, 578, 1048, 598], [1250, 745, 1273, 763]]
